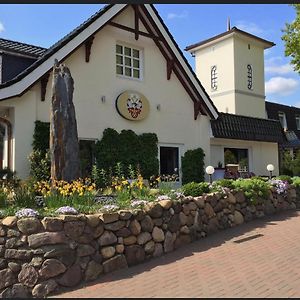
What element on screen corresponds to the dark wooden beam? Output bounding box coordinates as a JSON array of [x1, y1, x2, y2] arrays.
[[40, 73, 50, 102], [167, 59, 174, 80], [85, 36, 94, 63], [139, 5, 212, 119], [133, 5, 139, 40], [108, 21, 161, 41]]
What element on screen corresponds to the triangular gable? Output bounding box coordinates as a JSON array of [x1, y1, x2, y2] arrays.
[[0, 4, 218, 119]]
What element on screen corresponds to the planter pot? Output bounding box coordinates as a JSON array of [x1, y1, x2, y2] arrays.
[[212, 168, 225, 180]]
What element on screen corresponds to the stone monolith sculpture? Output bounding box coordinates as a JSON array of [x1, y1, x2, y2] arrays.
[[50, 59, 81, 182]]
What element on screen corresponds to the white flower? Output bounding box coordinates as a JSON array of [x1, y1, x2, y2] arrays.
[[15, 208, 39, 218], [131, 200, 148, 208], [55, 206, 78, 215]]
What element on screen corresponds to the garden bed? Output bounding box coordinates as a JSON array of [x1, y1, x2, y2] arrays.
[[0, 177, 299, 298]]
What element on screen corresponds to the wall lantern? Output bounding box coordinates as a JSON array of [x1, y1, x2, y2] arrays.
[[205, 165, 215, 184]]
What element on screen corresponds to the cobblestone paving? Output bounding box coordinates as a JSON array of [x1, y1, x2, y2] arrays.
[[53, 210, 300, 298]]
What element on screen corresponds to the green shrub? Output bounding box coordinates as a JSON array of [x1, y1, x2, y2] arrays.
[[32, 121, 50, 154], [181, 148, 205, 184], [275, 175, 293, 184], [232, 178, 271, 205], [214, 179, 234, 189], [182, 182, 210, 197], [28, 149, 51, 181], [94, 128, 159, 180], [292, 176, 300, 188]]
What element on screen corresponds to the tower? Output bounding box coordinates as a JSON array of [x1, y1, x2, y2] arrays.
[[185, 27, 275, 118]]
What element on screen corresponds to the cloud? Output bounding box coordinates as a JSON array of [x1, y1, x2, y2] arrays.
[[0, 22, 4, 33], [265, 56, 294, 75], [235, 20, 264, 35], [265, 76, 299, 96], [167, 10, 188, 20]]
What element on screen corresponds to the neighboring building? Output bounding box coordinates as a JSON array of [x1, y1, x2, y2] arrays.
[[0, 4, 283, 180], [185, 26, 283, 177], [0, 38, 46, 84], [266, 101, 300, 155]]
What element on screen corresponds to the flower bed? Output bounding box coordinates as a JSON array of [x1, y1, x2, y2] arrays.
[[0, 181, 299, 298]]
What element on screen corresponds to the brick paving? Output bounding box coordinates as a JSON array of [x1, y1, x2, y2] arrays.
[[52, 210, 300, 298]]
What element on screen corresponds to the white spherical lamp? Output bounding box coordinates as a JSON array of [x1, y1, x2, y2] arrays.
[[205, 166, 215, 183]]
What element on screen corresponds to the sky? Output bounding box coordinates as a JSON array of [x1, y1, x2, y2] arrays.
[[0, 4, 299, 108]]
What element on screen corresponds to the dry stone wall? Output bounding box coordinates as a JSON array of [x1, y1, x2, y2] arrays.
[[0, 187, 299, 298]]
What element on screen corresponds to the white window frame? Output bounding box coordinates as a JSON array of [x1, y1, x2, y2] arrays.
[[278, 112, 287, 130], [247, 64, 253, 90], [296, 115, 300, 130], [211, 65, 217, 91], [116, 42, 143, 81]]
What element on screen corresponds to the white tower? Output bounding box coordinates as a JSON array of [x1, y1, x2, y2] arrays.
[[185, 26, 274, 118]]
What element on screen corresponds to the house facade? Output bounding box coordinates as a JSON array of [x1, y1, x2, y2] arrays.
[[0, 4, 219, 180], [0, 4, 283, 181]]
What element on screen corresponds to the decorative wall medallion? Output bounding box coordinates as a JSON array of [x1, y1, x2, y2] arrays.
[[116, 91, 150, 121]]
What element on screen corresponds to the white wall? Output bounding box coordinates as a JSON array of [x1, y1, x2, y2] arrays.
[[210, 138, 279, 176], [1, 6, 213, 179]]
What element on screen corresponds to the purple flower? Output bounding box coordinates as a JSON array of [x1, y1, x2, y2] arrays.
[[101, 204, 119, 212], [55, 206, 78, 215], [157, 195, 170, 201], [269, 179, 289, 195], [15, 208, 39, 218], [131, 200, 148, 208]]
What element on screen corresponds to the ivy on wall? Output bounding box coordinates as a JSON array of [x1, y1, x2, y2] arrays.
[[95, 128, 159, 179], [32, 121, 50, 154], [181, 148, 205, 184]]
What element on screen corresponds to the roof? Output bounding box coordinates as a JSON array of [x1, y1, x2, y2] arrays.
[[266, 101, 300, 141], [185, 26, 275, 52], [282, 131, 300, 148], [0, 38, 46, 58], [0, 4, 114, 89], [211, 113, 284, 143], [0, 4, 219, 119]]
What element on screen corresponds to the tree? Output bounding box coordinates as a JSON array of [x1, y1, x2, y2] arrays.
[[282, 4, 300, 73]]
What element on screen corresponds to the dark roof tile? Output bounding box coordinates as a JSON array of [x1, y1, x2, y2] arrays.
[[0, 38, 46, 57], [211, 113, 284, 143]]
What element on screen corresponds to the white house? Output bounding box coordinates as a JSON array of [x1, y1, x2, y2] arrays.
[[0, 4, 283, 180]]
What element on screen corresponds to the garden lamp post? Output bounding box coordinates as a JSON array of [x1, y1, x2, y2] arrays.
[[205, 166, 215, 184], [267, 164, 274, 179]]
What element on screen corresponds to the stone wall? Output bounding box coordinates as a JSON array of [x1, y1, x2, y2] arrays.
[[0, 187, 299, 298]]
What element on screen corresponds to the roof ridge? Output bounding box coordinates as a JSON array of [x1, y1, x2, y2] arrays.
[[185, 26, 275, 51], [219, 112, 281, 123]]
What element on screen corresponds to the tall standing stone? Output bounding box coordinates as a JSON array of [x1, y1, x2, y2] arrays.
[[50, 59, 80, 182]]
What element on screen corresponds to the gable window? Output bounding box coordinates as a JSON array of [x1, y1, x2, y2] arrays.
[[247, 64, 253, 90], [278, 112, 287, 130], [211, 65, 217, 90], [296, 115, 300, 130], [116, 44, 141, 80]]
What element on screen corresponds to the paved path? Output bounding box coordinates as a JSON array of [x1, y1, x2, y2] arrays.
[[53, 210, 300, 298]]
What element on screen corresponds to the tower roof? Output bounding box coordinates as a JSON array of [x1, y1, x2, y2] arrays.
[[185, 26, 275, 52]]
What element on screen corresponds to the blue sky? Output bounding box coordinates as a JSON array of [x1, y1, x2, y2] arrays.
[[0, 4, 299, 107]]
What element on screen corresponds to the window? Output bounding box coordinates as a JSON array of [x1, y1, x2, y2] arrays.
[[247, 64, 253, 90], [296, 115, 300, 130], [211, 65, 217, 90], [116, 44, 141, 79], [159, 146, 179, 180], [278, 112, 287, 130]]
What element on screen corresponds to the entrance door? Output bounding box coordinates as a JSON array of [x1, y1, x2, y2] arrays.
[[159, 146, 179, 176]]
